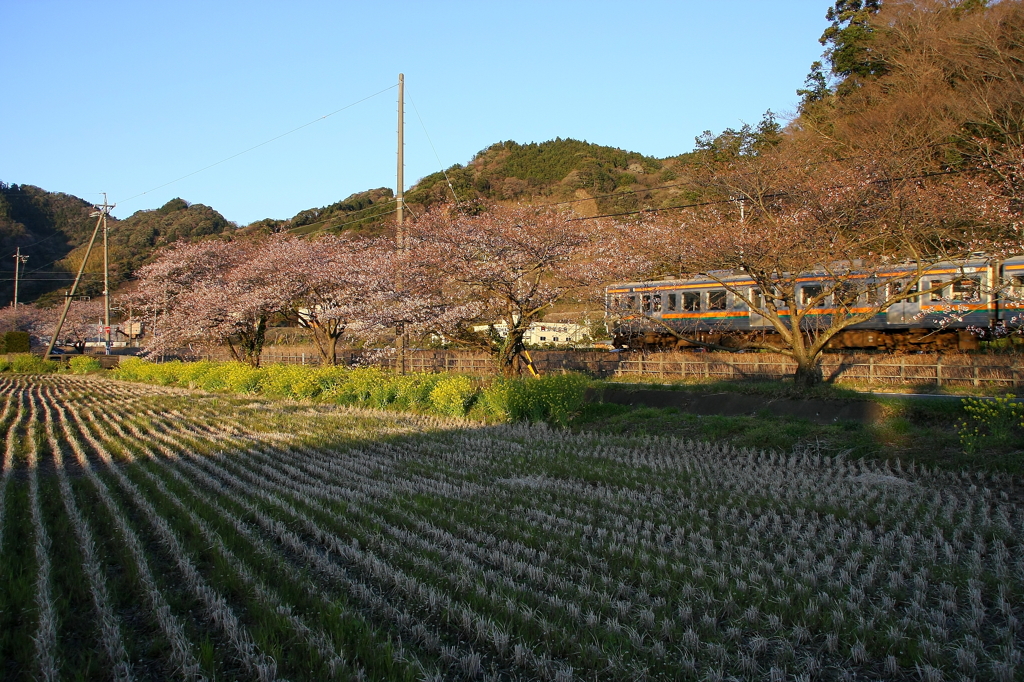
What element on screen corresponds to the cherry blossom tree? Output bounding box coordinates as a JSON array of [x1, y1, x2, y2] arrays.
[[23, 299, 107, 353], [0, 304, 45, 335], [408, 203, 624, 376], [133, 239, 290, 365], [625, 153, 1016, 387], [271, 234, 421, 365]]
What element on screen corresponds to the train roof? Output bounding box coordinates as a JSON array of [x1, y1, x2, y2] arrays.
[[607, 255, 1024, 291]]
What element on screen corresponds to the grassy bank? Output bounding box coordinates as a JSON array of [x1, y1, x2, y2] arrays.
[[583, 378, 1023, 474], [111, 358, 1023, 475], [112, 357, 590, 425]]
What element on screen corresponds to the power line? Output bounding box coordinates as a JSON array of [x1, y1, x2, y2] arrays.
[[567, 167, 977, 221], [409, 93, 461, 205], [536, 127, 1024, 213], [300, 207, 400, 236], [284, 198, 398, 233], [114, 82, 400, 208]]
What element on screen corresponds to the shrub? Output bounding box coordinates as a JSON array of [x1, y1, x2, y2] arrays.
[[429, 375, 477, 417], [68, 355, 102, 374], [483, 373, 591, 425], [113, 359, 591, 424], [2, 332, 30, 354], [9, 354, 59, 374], [959, 395, 1024, 453]]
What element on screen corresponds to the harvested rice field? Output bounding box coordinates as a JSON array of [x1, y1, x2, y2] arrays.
[[0, 374, 1021, 681]]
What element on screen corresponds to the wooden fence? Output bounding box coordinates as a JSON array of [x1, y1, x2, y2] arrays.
[[614, 352, 1024, 388], [204, 348, 1024, 388]]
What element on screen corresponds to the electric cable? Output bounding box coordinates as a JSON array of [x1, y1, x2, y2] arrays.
[[283, 197, 398, 233], [533, 126, 1024, 212], [113, 82, 399, 208], [409, 93, 461, 205], [567, 167, 977, 221]]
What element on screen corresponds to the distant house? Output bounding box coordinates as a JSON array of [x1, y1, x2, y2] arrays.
[[472, 321, 591, 347]]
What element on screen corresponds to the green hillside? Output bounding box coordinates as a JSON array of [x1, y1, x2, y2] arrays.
[[404, 138, 695, 218], [0, 183, 101, 305], [0, 186, 235, 305]]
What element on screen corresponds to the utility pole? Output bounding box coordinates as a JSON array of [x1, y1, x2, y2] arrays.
[[12, 247, 28, 309], [397, 73, 405, 245], [101, 192, 112, 354], [396, 73, 408, 374], [45, 197, 114, 360]]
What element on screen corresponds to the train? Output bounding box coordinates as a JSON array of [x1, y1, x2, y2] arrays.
[[606, 255, 1024, 352]]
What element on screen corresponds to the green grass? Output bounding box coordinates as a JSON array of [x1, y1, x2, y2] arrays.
[[604, 374, 1022, 399], [571, 392, 1022, 475]]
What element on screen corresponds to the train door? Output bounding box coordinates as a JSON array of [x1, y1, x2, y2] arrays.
[[747, 287, 772, 328], [886, 280, 920, 325]]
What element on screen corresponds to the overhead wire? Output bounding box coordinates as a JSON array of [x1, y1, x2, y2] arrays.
[[567, 166, 978, 222], [409, 93, 461, 206], [535, 126, 1024, 214], [301, 207, 400, 236], [113, 82, 399, 208], [284, 197, 398, 234]]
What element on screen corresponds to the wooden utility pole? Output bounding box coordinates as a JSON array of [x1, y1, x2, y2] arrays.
[[45, 197, 114, 360], [396, 73, 408, 374], [12, 247, 28, 309]]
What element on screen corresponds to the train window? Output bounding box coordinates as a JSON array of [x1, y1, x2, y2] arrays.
[[749, 288, 763, 310], [666, 293, 678, 312], [626, 295, 637, 310], [708, 290, 727, 310], [928, 280, 946, 302], [866, 282, 885, 304], [652, 293, 662, 312], [800, 285, 824, 307], [642, 294, 652, 312], [834, 282, 858, 307], [951, 277, 980, 301], [1013, 276, 1024, 297], [683, 292, 700, 311], [888, 280, 919, 302]]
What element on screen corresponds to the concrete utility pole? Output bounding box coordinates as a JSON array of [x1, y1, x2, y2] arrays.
[[101, 192, 112, 354], [396, 73, 408, 374], [45, 197, 114, 360], [397, 73, 405, 244], [12, 247, 28, 309]]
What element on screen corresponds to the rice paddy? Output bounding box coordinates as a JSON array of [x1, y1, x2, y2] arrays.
[[0, 374, 1020, 680]]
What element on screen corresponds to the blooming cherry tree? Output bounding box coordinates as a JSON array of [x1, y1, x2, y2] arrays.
[[134, 239, 291, 365], [626, 153, 1016, 386], [409, 203, 624, 375]]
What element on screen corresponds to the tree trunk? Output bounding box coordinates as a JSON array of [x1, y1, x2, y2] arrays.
[[497, 327, 527, 378], [231, 319, 267, 368], [793, 355, 823, 388], [306, 320, 343, 366]]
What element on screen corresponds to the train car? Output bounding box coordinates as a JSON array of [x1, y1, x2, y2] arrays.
[[606, 256, 1024, 351]]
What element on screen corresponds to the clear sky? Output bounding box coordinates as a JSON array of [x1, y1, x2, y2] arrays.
[[2, 1, 830, 225]]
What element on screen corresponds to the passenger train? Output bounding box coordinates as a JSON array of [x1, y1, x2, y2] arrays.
[[606, 256, 1024, 351]]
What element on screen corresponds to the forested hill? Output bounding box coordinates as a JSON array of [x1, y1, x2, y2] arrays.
[[404, 138, 698, 218], [246, 130, 782, 236], [0, 184, 234, 305], [0, 183, 104, 306]]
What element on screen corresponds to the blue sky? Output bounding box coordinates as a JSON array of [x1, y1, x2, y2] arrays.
[[2, 1, 830, 224]]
